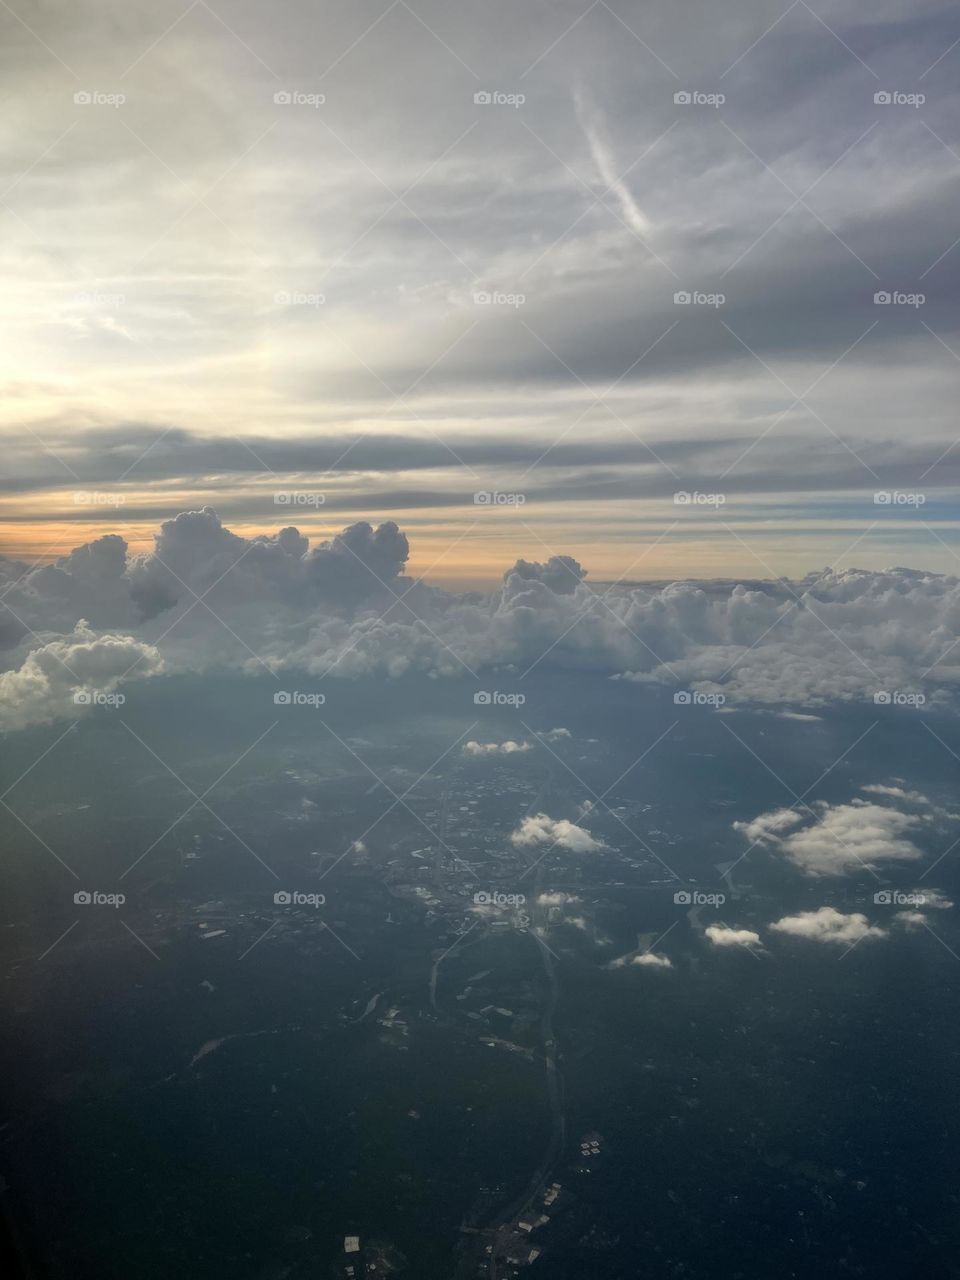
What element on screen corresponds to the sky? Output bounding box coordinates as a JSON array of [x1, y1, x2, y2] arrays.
[[2, 0, 960, 585]]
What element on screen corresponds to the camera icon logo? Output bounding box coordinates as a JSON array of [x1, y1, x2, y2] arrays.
[[874, 91, 892, 105], [673, 290, 691, 304], [74, 890, 92, 904], [74, 90, 92, 105], [874, 890, 893, 904], [274, 90, 292, 104], [474, 91, 492, 105], [873, 690, 892, 704], [674, 91, 692, 105], [673, 890, 692, 904], [274, 890, 292, 905], [474, 891, 492, 904], [473, 291, 491, 305], [474, 690, 492, 705], [673, 690, 692, 705], [673, 491, 691, 504], [274, 691, 292, 705], [73, 689, 92, 704], [874, 290, 891, 304]]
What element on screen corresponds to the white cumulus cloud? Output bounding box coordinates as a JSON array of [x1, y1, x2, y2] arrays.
[[630, 952, 673, 968], [769, 907, 888, 945], [463, 740, 532, 756], [0, 625, 163, 731], [735, 797, 927, 876], [704, 925, 762, 948], [510, 813, 606, 854]]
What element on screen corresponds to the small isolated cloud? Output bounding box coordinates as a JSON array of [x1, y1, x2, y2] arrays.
[[735, 797, 926, 876], [463, 740, 532, 756], [537, 892, 581, 907], [895, 910, 927, 928], [769, 907, 887, 945], [912, 887, 953, 910], [537, 727, 572, 741], [775, 711, 822, 722], [705, 925, 761, 949], [510, 812, 605, 853], [630, 952, 672, 969], [861, 784, 931, 805], [564, 915, 590, 931]]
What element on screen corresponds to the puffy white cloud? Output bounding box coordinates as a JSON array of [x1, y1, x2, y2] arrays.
[[537, 727, 572, 741], [462, 740, 532, 757], [6, 513, 960, 717], [895, 910, 927, 928], [704, 925, 762, 948], [0, 625, 162, 731], [735, 798, 927, 877], [769, 907, 887, 945], [510, 813, 606, 854], [630, 952, 673, 969]]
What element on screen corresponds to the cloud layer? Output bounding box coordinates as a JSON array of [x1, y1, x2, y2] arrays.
[[3, 509, 960, 729]]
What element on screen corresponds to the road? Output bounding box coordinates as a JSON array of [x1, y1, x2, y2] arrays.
[[485, 851, 565, 1279], [433, 763, 567, 1279]]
